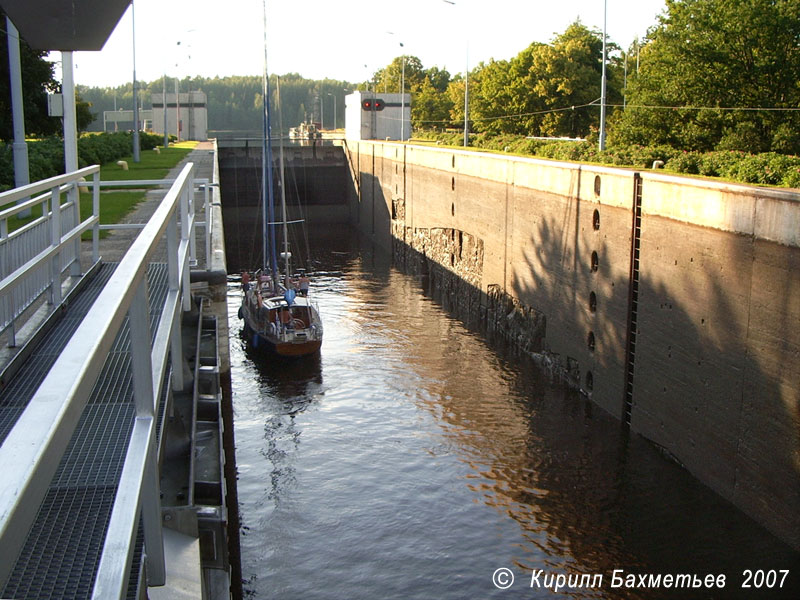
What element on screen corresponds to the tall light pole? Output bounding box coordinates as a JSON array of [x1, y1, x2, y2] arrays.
[[327, 92, 336, 130], [442, 0, 468, 146], [175, 37, 193, 142], [162, 73, 168, 147], [599, 0, 608, 151], [132, 0, 140, 162], [399, 42, 405, 142]]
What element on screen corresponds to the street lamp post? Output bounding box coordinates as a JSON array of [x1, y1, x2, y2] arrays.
[[327, 93, 336, 130], [442, 0, 469, 146], [400, 43, 405, 142], [162, 73, 168, 147], [132, 0, 140, 162], [174, 38, 193, 142], [599, 0, 608, 151]]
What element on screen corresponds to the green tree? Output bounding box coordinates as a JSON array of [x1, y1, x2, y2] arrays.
[[530, 22, 620, 138], [467, 59, 515, 135], [466, 23, 618, 139], [0, 9, 60, 140], [609, 0, 800, 153], [412, 77, 453, 130], [374, 55, 424, 94]]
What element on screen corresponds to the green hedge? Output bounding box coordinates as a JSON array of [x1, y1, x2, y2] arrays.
[[414, 131, 800, 188], [0, 131, 163, 192]]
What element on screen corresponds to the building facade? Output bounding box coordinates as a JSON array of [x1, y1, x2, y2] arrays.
[[151, 91, 208, 141]]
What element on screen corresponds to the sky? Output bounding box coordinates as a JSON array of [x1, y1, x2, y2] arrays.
[[50, 0, 668, 88]]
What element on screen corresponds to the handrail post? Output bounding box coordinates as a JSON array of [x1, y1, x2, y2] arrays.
[[180, 172, 192, 312], [189, 180, 197, 267], [167, 210, 185, 392], [92, 171, 100, 263], [128, 278, 166, 587], [49, 187, 62, 305], [0, 218, 10, 347], [204, 183, 211, 268], [69, 182, 82, 276]]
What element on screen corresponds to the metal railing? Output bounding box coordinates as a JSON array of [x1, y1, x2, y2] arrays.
[[0, 165, 101, 347], [0, 163, 198, 597], [94, 177, 214, 270], [0, 171, 214, 350]]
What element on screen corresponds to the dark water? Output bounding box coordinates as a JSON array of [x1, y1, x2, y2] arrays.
[[229, 228, 799, 599]]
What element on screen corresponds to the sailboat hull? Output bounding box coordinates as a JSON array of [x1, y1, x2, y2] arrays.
[[251, 329, 322, 357], [240, 290, 323, 358]]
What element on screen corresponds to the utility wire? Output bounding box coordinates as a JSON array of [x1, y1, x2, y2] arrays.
[[413, 100, 800, 126]]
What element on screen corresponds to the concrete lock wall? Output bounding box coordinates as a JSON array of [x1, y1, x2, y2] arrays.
[[341, 139, 800, 550]]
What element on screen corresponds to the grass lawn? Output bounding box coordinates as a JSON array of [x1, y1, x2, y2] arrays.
[[3, 141, 198, 237], [99, 142, 197, 182]]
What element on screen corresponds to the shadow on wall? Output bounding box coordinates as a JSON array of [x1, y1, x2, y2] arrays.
[[511, 208, 800, 553], [390, 226, 800, 599], [358, 173, 393, 248]]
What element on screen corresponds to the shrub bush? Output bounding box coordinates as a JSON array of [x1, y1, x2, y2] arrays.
[[0, 132, 168, 190], [414, 130, 800, 188]]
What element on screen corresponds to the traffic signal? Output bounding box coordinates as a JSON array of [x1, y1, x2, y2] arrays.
[[361, 98, 385, 111]]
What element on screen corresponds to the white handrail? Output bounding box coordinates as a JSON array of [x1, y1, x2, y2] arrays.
[[0, 163, 197, 597], [0, 166, 100, 347]]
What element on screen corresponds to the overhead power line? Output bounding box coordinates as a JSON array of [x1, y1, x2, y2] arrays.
[[417, 100, 800, 126]]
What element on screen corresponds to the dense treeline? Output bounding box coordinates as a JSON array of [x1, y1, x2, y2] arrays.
[[5, 0, 800, 178], [77, 74, 354, 134]]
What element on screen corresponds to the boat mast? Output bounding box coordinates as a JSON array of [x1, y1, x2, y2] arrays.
[[261, 0, 278, 288], [277, 77, 291, 283]]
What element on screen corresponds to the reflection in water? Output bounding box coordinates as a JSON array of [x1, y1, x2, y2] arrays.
[[230, 227, 799, 599]]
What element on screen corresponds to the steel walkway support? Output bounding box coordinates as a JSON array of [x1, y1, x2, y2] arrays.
[[0, 163, 198, 598]]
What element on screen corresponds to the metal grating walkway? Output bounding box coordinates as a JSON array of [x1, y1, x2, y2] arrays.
[[0, 262, 170, 600]]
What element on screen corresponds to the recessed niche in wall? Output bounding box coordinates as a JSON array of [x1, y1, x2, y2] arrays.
[[594, 175, 601, 196]]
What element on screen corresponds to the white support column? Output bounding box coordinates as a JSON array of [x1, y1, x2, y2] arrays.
[[7, 17, 30, 217], [62, 52, 79, 173], [62, 51, 82, 276]]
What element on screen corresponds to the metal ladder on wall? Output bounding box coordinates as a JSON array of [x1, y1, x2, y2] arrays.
[[623, 174, 644, 426]]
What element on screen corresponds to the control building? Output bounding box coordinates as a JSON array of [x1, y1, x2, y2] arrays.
[[152, 91, 208, 141]]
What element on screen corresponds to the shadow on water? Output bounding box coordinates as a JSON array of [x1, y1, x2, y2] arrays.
[[230, 223, 799, 600], [238, 329, 323, 415]]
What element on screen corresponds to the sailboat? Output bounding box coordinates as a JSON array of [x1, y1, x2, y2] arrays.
[[238, 16, 323, 358]]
